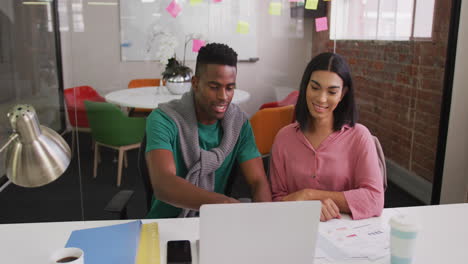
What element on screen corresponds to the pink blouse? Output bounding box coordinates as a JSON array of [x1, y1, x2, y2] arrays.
[[269, 122, 384, 220]]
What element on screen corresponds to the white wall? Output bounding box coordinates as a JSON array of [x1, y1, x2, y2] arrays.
[[440, 0, 468, 203], [59, 0, 313, 116], [0, 1, 13, 21]]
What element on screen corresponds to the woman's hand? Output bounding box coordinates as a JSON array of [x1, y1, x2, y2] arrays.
[[320, 198, 341, 222], [281, 189, 342, 221]]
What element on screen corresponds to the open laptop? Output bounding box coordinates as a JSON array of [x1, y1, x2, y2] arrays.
[[199, 201, 321, 264]]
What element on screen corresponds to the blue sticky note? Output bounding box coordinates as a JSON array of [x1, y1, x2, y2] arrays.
[[66, 221, 142, 264]]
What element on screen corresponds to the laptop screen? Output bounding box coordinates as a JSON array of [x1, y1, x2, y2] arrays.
[[199, 201, 321, 264]]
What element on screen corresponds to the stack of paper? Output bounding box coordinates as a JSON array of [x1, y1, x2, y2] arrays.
[[316, 208, 401, 262]]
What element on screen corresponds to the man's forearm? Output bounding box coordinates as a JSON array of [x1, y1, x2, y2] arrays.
[[250, 179, 272, 202], [239, 157, 272, 202], [147, 149, 237, 211], [154, 175, 236, 211]]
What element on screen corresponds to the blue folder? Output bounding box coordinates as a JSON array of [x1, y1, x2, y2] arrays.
[[65, 220, 142, 264]]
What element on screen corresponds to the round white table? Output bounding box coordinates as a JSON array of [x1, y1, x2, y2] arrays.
[[105, 86, 250, 109]]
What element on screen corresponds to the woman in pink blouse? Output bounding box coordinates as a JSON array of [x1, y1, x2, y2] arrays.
[[270, 52, 384, 221]]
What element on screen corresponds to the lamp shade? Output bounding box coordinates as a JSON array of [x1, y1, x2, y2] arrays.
[[3, 104, 71, 187]]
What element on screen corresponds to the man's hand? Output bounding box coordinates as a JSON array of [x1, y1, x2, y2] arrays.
[[320, 198, 341, 222], [281, 189, 312, 201], [222, 197, 240, 204]]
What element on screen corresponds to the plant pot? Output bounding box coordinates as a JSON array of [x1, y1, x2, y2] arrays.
[[165, 73, 192, 95]]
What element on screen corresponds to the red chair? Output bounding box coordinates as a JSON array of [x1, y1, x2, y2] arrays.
[[259, 90, 299, 110], [64, 86, 106, 153]]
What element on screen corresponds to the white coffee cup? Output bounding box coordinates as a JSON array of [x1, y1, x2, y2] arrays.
[[50, 247, 84, 264], [389, 214, 421, 264]]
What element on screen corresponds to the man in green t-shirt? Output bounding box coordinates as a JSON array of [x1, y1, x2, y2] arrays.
[[145, 43, 272, 218]]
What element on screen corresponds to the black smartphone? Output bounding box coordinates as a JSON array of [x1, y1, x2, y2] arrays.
[[167, 240, 192, 264]]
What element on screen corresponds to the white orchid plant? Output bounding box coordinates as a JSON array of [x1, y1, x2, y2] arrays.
[[182, 33, 206, 65], [146, 23, 178, 66], [146, 24, 207, 79]]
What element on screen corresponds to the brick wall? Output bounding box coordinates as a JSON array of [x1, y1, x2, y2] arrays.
[[312, 0, 452, 182]]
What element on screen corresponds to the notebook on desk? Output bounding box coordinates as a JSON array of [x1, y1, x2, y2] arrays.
[[199, 201, 321, 264], [65, 221, 142, 264]]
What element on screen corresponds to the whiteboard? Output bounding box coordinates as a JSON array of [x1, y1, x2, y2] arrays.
[[119, 0, 258, 62]]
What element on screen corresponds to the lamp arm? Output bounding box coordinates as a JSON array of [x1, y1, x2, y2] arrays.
[[0, 133, 18, 153]]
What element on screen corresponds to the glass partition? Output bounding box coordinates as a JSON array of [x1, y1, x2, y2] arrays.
[[0, 0, 75, 223]]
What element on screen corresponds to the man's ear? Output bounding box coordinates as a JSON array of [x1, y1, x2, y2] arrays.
[[191, 76, 199, 92]]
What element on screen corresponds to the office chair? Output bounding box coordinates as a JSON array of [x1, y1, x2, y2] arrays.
[[64, 86, 106, 154], [84, 101, 146, 187], [127, 78, 163, 115], [137, 135, 155, 210], [259, 90, 299, 110], [250, 105, 295, 156], [373, 136, 388, 190], [104, 134, 152, 219]]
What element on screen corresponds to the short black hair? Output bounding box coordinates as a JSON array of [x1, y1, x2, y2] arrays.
[[195, 43, 238, 76], [295, 52, 358, 131]]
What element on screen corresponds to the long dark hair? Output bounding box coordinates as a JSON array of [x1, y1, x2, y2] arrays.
[[295, 52, 357, 131]]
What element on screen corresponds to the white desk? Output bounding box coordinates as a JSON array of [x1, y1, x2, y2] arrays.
[[0, 218, 199, 264], [105, 86, 251, 109], [1, 204, 467, 264]]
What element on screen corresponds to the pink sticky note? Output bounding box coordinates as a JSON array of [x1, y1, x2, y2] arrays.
[[166, 0, 182, 18], [288, 0, 304, 2], [315, 16, 328, 32], [192, 39, 206, 52], [213, 0, 222, 2]]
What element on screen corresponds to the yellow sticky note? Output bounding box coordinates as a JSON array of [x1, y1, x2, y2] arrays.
[[190, 0, 202, 5], [269, 2, 282, 16], [136, 223, 160, 264], [305, 0, 318, 10], [236, 21, 250, 34]]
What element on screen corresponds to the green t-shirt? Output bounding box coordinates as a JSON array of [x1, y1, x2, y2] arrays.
[[145, 109, 260, 218]]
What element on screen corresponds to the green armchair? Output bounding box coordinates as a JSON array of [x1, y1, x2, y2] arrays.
[[84, 101, 146, 186]]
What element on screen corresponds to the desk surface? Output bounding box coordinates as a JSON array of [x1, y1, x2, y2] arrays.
[[105, 86, 251, 109], [1, 204, 467, 264]]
